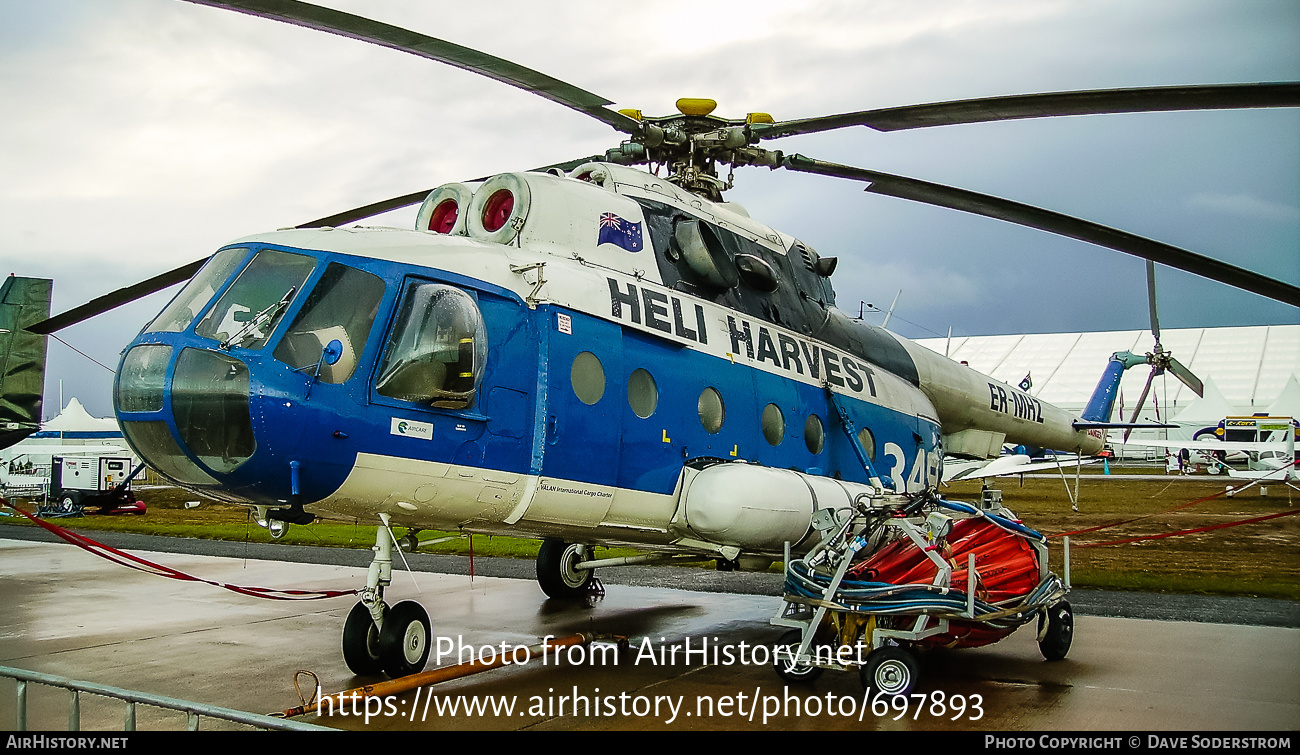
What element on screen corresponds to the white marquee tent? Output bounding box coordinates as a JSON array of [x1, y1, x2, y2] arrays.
[[915, 325, 1300, 438]]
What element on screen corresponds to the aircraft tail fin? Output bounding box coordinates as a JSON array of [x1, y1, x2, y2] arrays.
[[0, 276, 53, 450], [1079, 351, 1146, 423]]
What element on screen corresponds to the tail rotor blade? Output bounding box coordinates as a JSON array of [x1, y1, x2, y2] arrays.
[[1146, 260, 1161, 349], [1167, 356, 1204, 398], [1122, 367, 1157, 442]]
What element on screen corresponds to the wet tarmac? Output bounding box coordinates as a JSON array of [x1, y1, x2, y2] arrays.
[[1, 536, 1297, 731]]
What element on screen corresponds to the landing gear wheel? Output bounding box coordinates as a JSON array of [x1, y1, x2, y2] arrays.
[[773, 629, 825, 683], [536, 539, 593, 599], [379, 601, 431, 678], [1038, 600, 1074, 661], [860, 645, 919, 696], [342, 601, 387, 676]]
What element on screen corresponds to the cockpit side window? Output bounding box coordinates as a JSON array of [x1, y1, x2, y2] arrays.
[[375, 283, 487, 410], [273, 263, 385, 384], [145, 248, 249, 334], [194, 250, 316, 350]]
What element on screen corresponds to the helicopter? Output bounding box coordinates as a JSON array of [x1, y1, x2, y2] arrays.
[[18, 0, 1300, 682]]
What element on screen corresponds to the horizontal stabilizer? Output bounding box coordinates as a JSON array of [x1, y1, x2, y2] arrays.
[[1073, 421, 1178, 430], [944, 454, 1099, 482]]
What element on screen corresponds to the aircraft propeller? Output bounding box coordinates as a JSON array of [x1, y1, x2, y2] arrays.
[[26, 0, 1300, 336]]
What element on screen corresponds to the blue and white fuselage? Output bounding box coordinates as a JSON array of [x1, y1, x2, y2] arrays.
[[113, 163, 1100, 560]]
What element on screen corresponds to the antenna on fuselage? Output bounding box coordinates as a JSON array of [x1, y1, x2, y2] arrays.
[[881, 290, 903, 331], [855, 301, 882, 321]]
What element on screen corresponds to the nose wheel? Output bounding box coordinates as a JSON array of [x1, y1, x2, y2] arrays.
[[341, 517, 432, 678], [379, 601, 431, 678], [342, 601, 387, 676]]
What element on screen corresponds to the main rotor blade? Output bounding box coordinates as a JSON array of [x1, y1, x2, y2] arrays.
[[752, 83, 1300, 139], [33, 152, 607, 334], [780, 153, 1300, 308], [182, 0, 639, 134], [297, 189, 434, 229], [27, 258, 209, 335], [297, 155, 604, 228]]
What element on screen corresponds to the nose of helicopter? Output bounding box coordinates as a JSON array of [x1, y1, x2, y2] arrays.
[[113, 343, 275, 503]]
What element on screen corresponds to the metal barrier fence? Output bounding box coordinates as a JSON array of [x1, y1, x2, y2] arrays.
[[1, 665, 332, 732]]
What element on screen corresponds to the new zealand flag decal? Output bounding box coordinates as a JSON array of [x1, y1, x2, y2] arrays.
[[597, 212, 644, 252]]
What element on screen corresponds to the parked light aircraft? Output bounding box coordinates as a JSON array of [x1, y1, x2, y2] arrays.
[[1114, 434, 1297, 481], [22, 0, 1300, 679]]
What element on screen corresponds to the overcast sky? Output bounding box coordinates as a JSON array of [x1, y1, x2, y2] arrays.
[[2, 0, 1297, 419]]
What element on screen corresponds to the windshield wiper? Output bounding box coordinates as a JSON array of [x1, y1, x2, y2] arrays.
[[219, 287, 296, 350]]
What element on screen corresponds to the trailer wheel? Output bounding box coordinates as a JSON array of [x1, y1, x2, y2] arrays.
[[56, 493, 79, 514], [860, 645, 919, 696], [342, 601, 387, 676], [1038, 600, 1073, 661], [379, 601, 431, 678], [773, 629, 825, 683], [536, 539, 593, 599]]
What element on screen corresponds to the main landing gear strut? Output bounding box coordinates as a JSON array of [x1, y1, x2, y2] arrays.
[[342, 514, 431, 678]]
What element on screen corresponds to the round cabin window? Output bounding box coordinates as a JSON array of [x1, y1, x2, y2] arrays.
[[698, 387, 724, 434], [571, 352, 605, 405], [805, 414, 825, 454], [628, 368, 658, 418], [762, 403, 784, 446], [857, 427, 876, 460]]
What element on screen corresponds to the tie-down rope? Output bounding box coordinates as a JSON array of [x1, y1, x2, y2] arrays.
[[3, 502, 357, 600]]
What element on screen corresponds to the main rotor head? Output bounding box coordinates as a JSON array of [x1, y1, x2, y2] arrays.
[[602, 98, 784, 199]]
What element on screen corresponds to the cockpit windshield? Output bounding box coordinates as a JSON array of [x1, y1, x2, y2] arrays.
[[195, 250, 316, 350], [375, 283, 487, 410], [274, 262, 385, 384], [145, 248, 249, 334]]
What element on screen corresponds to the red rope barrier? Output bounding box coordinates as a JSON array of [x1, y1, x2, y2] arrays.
[[1049, 488, 1229, 538], [1051, 460, 1297, 539], [1076, 508, 1300, 548], [4, 502, 358, 600]]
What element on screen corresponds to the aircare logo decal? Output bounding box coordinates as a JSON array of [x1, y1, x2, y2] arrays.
[[390, 417, 434, 440]]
